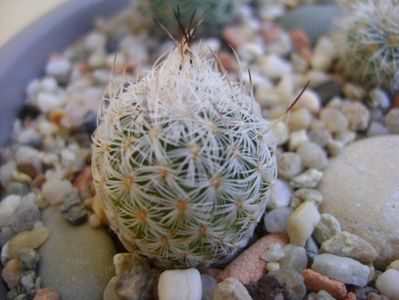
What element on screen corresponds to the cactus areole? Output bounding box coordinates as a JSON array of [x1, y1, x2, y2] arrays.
[[92, 33, 277, 267]]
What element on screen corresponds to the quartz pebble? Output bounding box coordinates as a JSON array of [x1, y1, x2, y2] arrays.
[[260, 54, 292, 79], [313, 213, 341, 245], [290, 169, 323, 189], [278, 244, 308, 272], [268, 179, 292, 209], [320, 231, 378, 263], [11, 193, 40, 233], [8, 228, 49, 258], [311, 37, 336, 71], [385, 108, 399, 133], [277, 152, 303, 180], [311, 253, 370, 287], [212, 277, 252, 300], [41, 179, 74, 206], [289, 130, 309, 151], [288, 108, 312, 131], [264, 207, 293, 233], [292, 189, 323, 209], [302, 269, 347, 299], [296, 142, 328, 170], [158, 269, 202, 300], [375, 269, 399, 300], [287, 201, 320, 247]]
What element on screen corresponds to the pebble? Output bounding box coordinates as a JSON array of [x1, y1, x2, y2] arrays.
[[36, 93, 64, 113], [278, 244, 308, 272], [289, 129, 309, 151], [212, 277, 252, 300], [11, 193, 40, 233], [287, 201, 320, 247], [385, 108, 399, 133], [268, 179, 292, 209], [277, 152, 303, 180], [59, 188, 87, 225], [313, 80, 342, 105], [290, 29, 310, 50], [259, 54, 292, 79], [304, 237, 319, 262], [342, 102, 370, 131], [387, 260, 399, 271], [311, 253, 370, 287], [0, 160, 16, 187], [302, 269, 347, 299], [41, 179, 74, 206], [306, 290, 336, 300], [375, 269, 399, 300], [320, 107, 348, 134], [0, 194, 22, 227], [19, 248, 39, 271], [223, 26, 245, 48], [84, 31, 107, 51], [308, 127, 331, 148], [218, 51, 237, 72], [296, 142, 328, 170], [20, 270, 39, 296], [342, 83, 366, 100], [313, 213, 341, 245], [335, 130, 356, 145], [217, 234, 288, 284], [369, 88, 391, 111], [8, 228, 49, 258], [2, 258, 22, 288], [7, 182, 30, 196], [201, 274, 217, 300], [246, 269, 306, 300], [264, 207, 293, 233], [45, 56, 71, 78], [103, 277, 122, 300], [319, 136, 399, 268], [290, 169, 323, 189], [291, 189, 323, 210], [33, 288, 60, 300], [326, 139, 344, 156], [367, 121, 389, 136], [271, 120, 289, 145], [158, 269, 201, 300], [320, 231, 378, 263], [39, 207, 116, 300], [288, 108, 312, 131]]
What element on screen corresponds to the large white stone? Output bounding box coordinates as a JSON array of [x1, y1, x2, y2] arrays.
[[376, 269, 399, 300], [319, 135, 399, 268], [158, 268, 202, 300]]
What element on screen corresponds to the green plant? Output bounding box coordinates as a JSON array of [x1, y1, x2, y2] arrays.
[[136, 0, 239, 37], [91, 37, 276, 268], [337, 0, 399, 91]]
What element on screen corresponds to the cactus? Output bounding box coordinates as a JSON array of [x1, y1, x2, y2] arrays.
[[337, 0, 399, 91], [136, 0, 239, 37], [91, 36, 277, 267]]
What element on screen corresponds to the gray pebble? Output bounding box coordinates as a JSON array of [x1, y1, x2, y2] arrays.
[[0, 227, 14, 247], [20, 270, 39, 296], [313, 213, 341, 245], [79, 111, 97, 135], [304, 237, 319, 262], [290, 169, 323, 189], [45, 57, 71, 78], [311, 253, 370, 286], [321, 231, 378, 263], [6, 286, 25, 300], [313, 80, 342, 105], [264, 207, 293, 233], [6, 182, 30, 196], [269, 179, 292, 209], [201, 274, 217, 300], [385, 108, 399, 133], [296, 142, 328, 171], [278, 152, 303, 180], [278, 245, 308, 272], [212, 277, 251, 300], [369, 88, 391, 111], [60, 188, 87, 225], [11, 193, 40, 233], [306, 290, 336, 300], [19, 249, 39, 271], [367, 121, 389, 137]]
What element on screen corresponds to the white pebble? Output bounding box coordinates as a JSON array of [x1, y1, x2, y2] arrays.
[[0, 161, 16, 188], [369, 88, 391, 110], [41, 179, 74, 206], [275, 74, 295, 105], [85, 31, 107, 51], [320, 107, 348, 134], [266, 262, 280, 272], [15, 146, 42, 165], [289, 130, 309, 151], [342, 102, 370, 131], [376, 269, 399, 300], [387, 260, 399, 272], [287, 201, 320, 247], [288, 108, 312, 131], [290, 169, 323, 189], [268, 179, 292, 209], [45, 57, 71, 77], [259, 54, 292, 79], [37, 92, 64, 113], [311, 37, 337, 71], [294, 89, 321, 114], [296, 142, 328, 170], [158, 268, 202, 300], [271, 121, 289, 146], [0, 195, 22, 227]]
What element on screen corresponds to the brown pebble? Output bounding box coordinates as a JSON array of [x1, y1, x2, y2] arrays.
[[33, 288, 60, 300], [393, 92, 399, 108], [217, 234, 288, 285], [302, 269, 347, 299], [49, 110, 65, 125], [1, 258, 22, 289], [32, 174, 46, 189], [17, 162, 39, 179], [223, 26, 245, 48], [218, 51, 237, 72], [290, 29, 310, 50], [345, 292, 357, 300]]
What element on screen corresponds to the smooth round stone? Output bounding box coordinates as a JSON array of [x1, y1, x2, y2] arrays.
[[264, 207, 293, 234], [319, 136, 399, 268], [39, 207, 116, 300], [158, 269, 202, 300], [375, 269, 399, 300]]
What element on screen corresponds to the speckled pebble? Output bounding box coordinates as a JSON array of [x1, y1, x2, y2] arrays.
[[19, 248, 39, 271], [59, 188, 87, 225]]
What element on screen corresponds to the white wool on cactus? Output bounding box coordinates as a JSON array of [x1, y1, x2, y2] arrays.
[[92, 41, 276, 267]]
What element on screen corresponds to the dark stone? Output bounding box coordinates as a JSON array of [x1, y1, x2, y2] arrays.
[[201, 274, 217, 300], [60, 188, 88, 225], [19, 248, 39, 271], [17, 104, 40, 121], [246, 269, 306, 300], [79, 110, 97, 135], [6, 286, 25, 300], [313, 80, 342, 105], [20, 270, 38, 296]]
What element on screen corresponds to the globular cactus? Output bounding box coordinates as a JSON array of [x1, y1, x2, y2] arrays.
[[337, 0, 399, 91], [136, 0, 239, 37], [92, 35, 277, 267]]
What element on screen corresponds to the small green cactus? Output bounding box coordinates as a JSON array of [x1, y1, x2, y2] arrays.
[[337, 0, 399, 91], [92, 38, 276, 267], [136, 0, 239, 37]]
